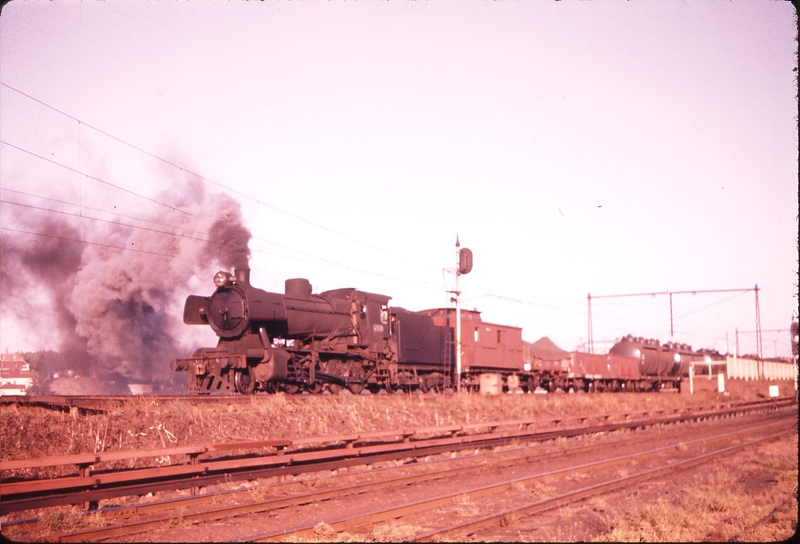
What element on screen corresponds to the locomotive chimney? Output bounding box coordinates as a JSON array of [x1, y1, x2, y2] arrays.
[[234, 268, 251, 285]]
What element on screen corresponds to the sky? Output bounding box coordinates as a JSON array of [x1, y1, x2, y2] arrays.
[[0, 0, 797, 366]]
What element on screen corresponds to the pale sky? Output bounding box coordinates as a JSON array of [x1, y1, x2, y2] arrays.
[[1, 0, 797, 361]]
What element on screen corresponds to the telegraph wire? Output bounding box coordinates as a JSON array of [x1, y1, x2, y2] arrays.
[[1, 141, 194, 217], [0, 199, 445, 293], [0, 199, 210, 243], [0, 185, 354, 271], [674, 291, 750, 320], [2, 83, 583, 312], [0, 224, 446, 294], [0, 195, 442, 291], [4, 82, 756, 339], [0, 187, 211, 239], [1, 82, 439, 273], [0, 226, 175, 259]]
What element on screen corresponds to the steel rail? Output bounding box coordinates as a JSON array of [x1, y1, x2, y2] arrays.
[[32, 414, 733, 537], [241, 421, 796, 542], [53, 414, 795, 543], [2, 392, 790, 414], [414, 428, 797, 542], [1, 397, 793, 514], [4, 396, 788, 475], [0, 394, 263, 414]]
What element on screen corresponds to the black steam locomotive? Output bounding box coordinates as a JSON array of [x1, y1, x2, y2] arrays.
[[171, 269, 453, 394]]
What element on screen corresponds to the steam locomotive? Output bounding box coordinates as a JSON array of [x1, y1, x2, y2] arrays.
[[171, 268, 697, 394]]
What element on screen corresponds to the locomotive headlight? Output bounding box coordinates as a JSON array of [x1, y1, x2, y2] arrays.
[[213, 271, 230, 287], [673, 353, 681, 363]]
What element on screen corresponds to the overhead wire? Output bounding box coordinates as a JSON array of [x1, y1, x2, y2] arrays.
[[673, 291, 750, 320], [1, 83, 566, 314], [1, 187, 210, 238], [1, 82, 440, 274], [1, 141, 193, 217], [4, 80, 756, 341], [1, 226, 175, 259], [0, 198, 445, 293]]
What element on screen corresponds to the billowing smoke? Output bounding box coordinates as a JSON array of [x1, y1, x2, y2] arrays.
[[208, 213, 251, 271], [0, 177, 251, 392]]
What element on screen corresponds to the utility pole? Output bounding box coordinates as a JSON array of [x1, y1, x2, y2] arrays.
[[587, 293, 593, 354], [455, 237, 462, 394], [754, 285, 762, 359]]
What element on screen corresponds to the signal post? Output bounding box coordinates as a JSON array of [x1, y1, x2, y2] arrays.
[[448, 236, 472, 393]]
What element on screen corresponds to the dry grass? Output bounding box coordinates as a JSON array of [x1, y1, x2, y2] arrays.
[[371, 520, 425, 541], [2, 389, 794, 542], [2, 392, 702, 470], [595, 433, 798, 542], [3, 391, 761, 485], [31, 506, 106, 534], [452, 494, 480, 518]]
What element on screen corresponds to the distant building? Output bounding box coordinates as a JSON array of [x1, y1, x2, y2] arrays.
[[0, 353, 34, 395]]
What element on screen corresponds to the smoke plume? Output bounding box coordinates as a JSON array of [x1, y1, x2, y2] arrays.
[[0, 178, 251, 391]]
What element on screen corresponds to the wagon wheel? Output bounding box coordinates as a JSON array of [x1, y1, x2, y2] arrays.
[[280, 382, 301, 395], [324, 360, 345, 394], [520, 377, 531, 393], [327, 383, 344, 394], [234, 368, 256, 394], [305, 382, 324, 394], [346, 361, 365, 395], [420, 375, 441, 394], [419, 376, 431, 394]]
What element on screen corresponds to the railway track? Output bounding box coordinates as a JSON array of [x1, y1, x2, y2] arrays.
[[9, 408, 796, 542], [0, 399, 792, 539], [2, 418, 732, 539], [0, 394, 256, 414], [242, 417, 795, 542], [2, 396, 791, 514]]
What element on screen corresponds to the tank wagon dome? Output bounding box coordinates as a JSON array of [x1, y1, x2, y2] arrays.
[[609, 335, 643, 359]]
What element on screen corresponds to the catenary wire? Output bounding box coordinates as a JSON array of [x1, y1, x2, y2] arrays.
[[1, 82, 439, 273], [1, 83, 765, 343], [0, 141, 193, 217], [0, 187, 212, 239], [0, 83, 646, 317]]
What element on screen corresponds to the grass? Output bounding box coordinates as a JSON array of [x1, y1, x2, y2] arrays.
[[0, 389, 778, 479], [2, 387, 794, 541], [595, 433, 798, 542]]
